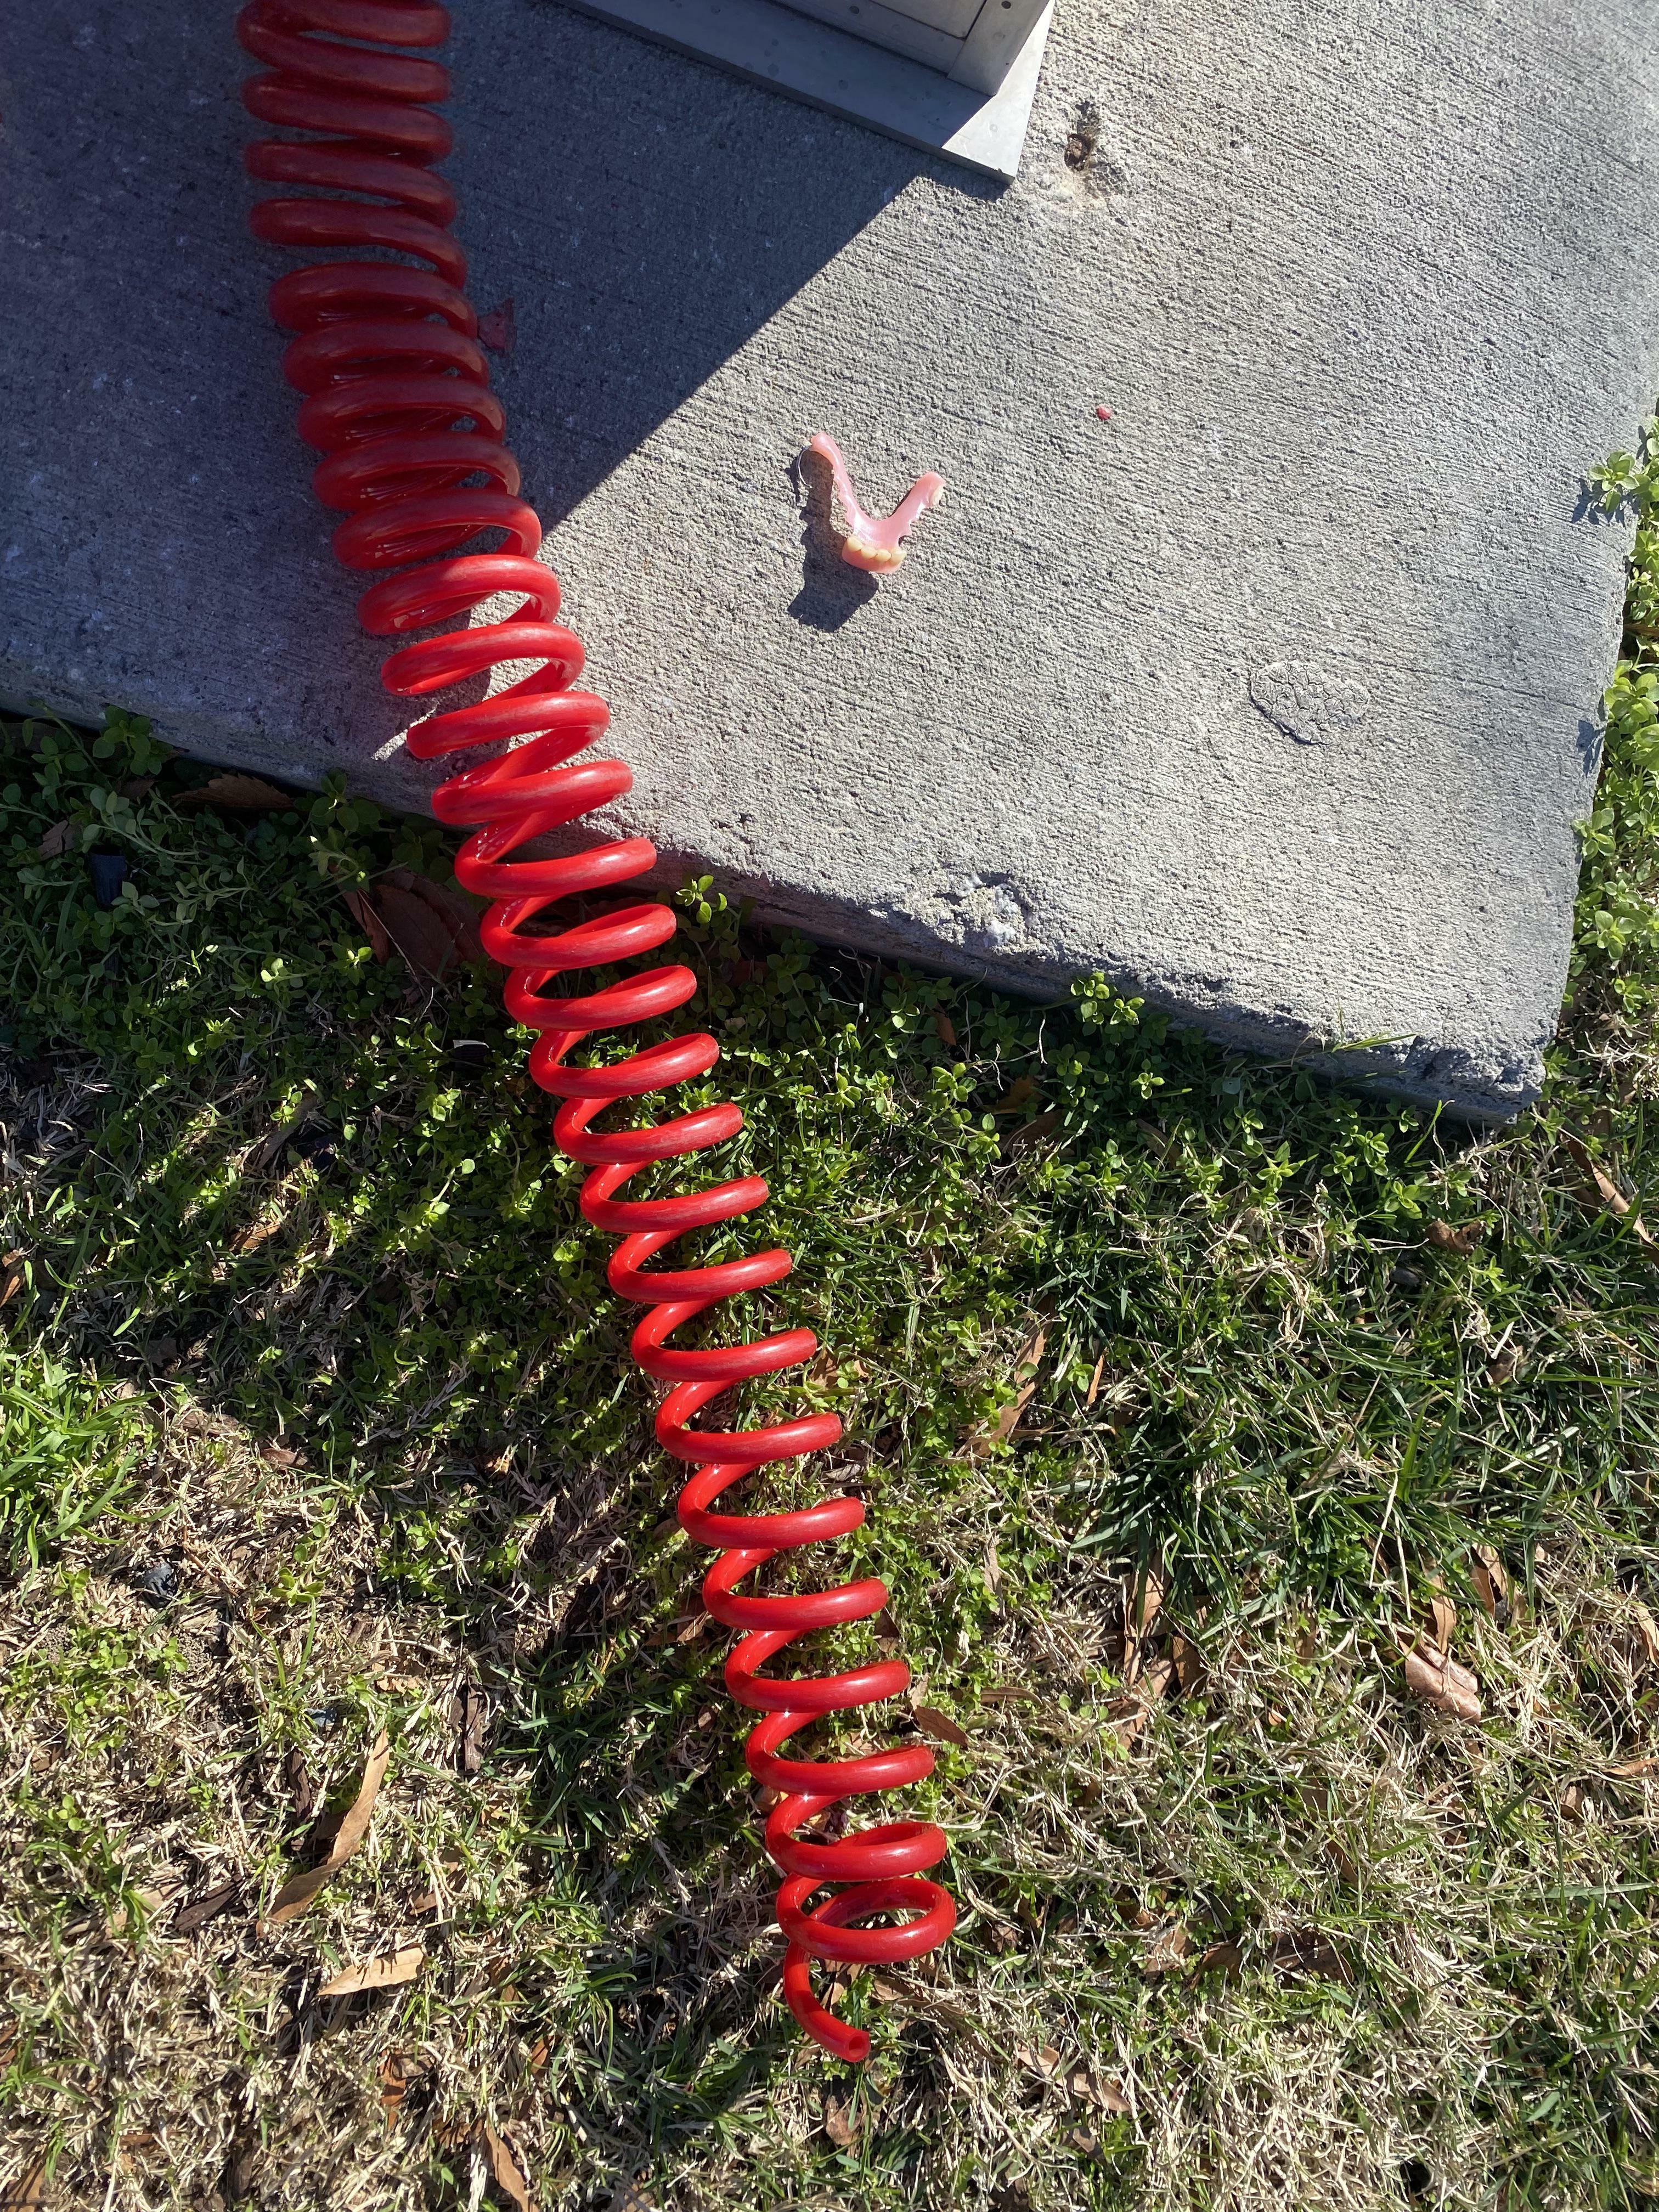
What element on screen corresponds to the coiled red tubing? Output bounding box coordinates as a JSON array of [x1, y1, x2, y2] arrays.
[[235, 0, 953, 2062]]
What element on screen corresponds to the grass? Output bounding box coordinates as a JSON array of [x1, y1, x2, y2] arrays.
[[2, 439, 1659, 2205]]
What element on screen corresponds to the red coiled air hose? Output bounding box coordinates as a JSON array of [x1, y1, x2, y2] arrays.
[[235, 0, 955, 2063]]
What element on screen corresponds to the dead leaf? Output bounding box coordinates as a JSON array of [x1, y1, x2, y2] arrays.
[[1267, 1927, 1348, 1982], [1425, 1590, 1457, 1649], [1470, 1543, 1509, 1621], [173, 1880, 239, 1935], [318, 1945, 424, 1999], [1564, 1135, 1658, 1248], [1085, 1352, 1105, 1408], [913, 1703, 970, 1750], [991, 1076, 1037, 1115], [1022, 2043, 1063, 2078], [986, 1379, 1037, 1447], [1425, 1220, 1483, 1254], [37, 819, 75, 859], [410, 1888, 441, 1915], [1, 2161, 47, 2210], [1121, 1566, 1164, 1689], [607, 2183, 655, 2212], [1139, 1921, 1189, 1974], [266, 1728, 390, 1924], [172, 772, 294, 813], [823, 2102, 860, 2151], [1486, 1348, 1520, 1385], [454, 1682, 488, 1777], [1632, 1602, 1659, 1671], [1006, 1109, 1060, 1153], [391, 867, 488, 963], [341, 885, 392, 965], [934, 1011, 957, 1047], [1127, 1567, 1164, 1640], [1074, 2069, 1130, 2115], [284, 1746, 315, 1822], [119, 774, 156, 800], [480, 2123, 533, 2211], [0, 1252, 26, 1312], [1402, 1640, 1482, 1723], [380, 2053, 422, 2122], [1111, 1654, 1173, 1747], [1170, 1630, 1206, 1694], [1197, 1939, 1243, 1979], [375, 882, 466, 983]]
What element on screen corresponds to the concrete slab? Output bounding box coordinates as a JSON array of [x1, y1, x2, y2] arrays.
[[4, 1, 1657, 1117]]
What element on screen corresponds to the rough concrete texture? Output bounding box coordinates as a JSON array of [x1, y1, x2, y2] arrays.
[[4, 2, 1657, 1115]]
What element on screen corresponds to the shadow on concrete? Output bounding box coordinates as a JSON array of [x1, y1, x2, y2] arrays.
[[475, 5, 998, 526]]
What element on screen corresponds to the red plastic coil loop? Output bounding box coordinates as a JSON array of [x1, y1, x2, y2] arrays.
[[235, 0, 953, 2063]]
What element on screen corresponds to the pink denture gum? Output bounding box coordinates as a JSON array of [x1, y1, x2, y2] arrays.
[[806, 432, 945, 574]]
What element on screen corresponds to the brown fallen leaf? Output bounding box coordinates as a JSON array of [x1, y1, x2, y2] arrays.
[[913, 1703, 970, 1750], [1122, 1566, 1164, 1689], [1140, 1921, 1189, 1974], [390, 867, 487, 963], [607, 2182, 656, 2212], [992, 1076, 1037, 1115], [1085, 1352, 1105, 1408], [454, 1681, 489, 1777], [1, 2160, 47, 2210], [341, 884, 392, 965], [119, 774, 156, 800], [1197, 1939, 1243, 1979], [375, 882, 466, 983], [1486, 1348, 1520, 1386], [1564, 1135, 1657, 1248], [933, 1011, 957, 1047], [0, 1251, 26, 1312], [173, 772, 295, 813], [235, 1217, 280, 1257], [266, 1728, 390, 1925], [1424, 1590, 1457, 1650], [37, 819, 75, 858], [823, 2102, 860, 2151], [1632, 1601, 1659, 1671], [1470, 1543, 1509, 1621], [318, 1945, 424, 2000], [1402, 1639, 1482, 1723], [380, 2052, 424, 2122], [1267, 1927, 1348, 1982], [1111, 1654, 1174, 1748], [1022, 2043, 1063, 2078], [1006, 1109, 1061, 1154], [284, 1747, 316, 1824], [173, 1880, 240, 1936], [1425, 1219, 1483, 1254], [1170, 1630, 1206, 1694], [983, 1378, 1037, 1449], [1074, 2069, 1131, 2116], [480, 2123, 534, 2211]]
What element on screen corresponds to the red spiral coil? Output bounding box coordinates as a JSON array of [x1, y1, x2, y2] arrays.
[[235, 0, 953, 2062]]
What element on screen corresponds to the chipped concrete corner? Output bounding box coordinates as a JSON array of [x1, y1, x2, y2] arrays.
[[4, 0, 1655, 1120]]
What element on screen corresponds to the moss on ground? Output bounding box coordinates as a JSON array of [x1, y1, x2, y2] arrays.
[[3, 438, 1659, 2208]]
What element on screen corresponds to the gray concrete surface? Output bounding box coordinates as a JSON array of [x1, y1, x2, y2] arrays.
[[4, 1, 1657, 1115]]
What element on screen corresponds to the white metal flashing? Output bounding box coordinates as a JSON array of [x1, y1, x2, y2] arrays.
[[554, 0, 1055, 179]]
